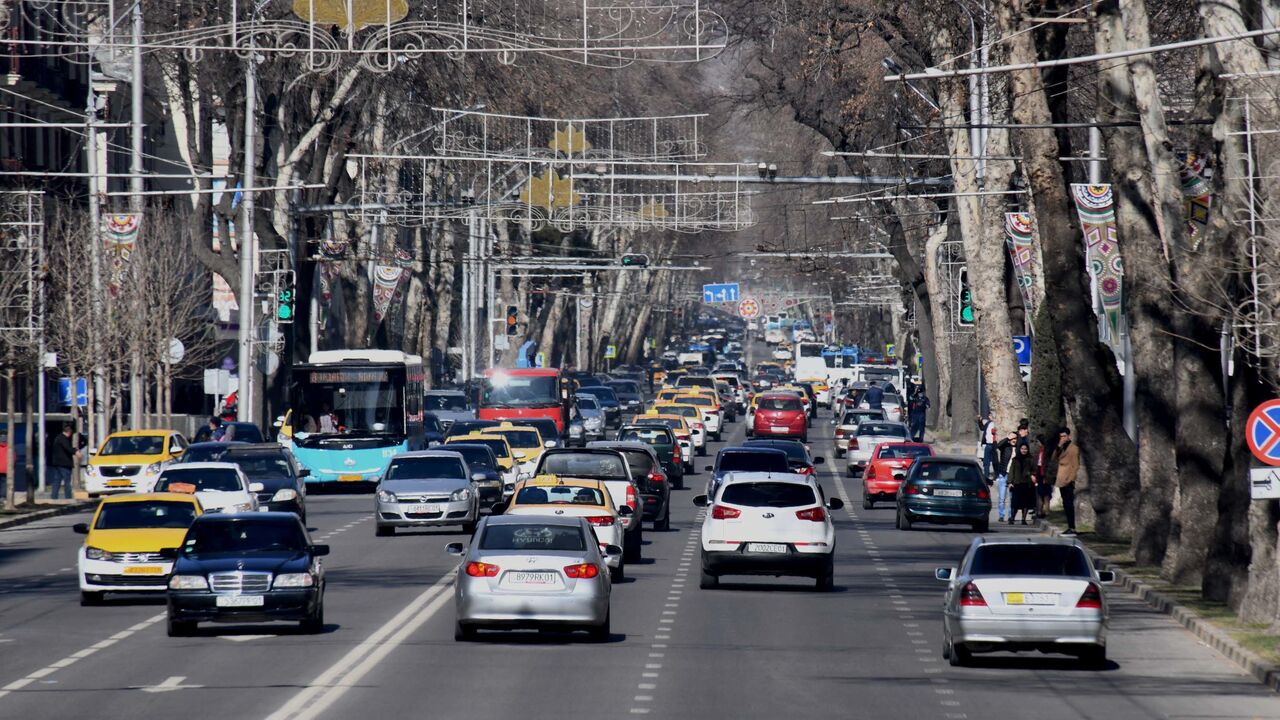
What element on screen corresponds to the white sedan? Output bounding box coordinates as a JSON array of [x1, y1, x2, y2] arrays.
[[152, 463, 260, 514]]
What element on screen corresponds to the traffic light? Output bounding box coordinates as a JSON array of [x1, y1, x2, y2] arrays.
[[620, 253, 649, 268], [957, 266, 974, 326], [276, 271, 296, 323], [506, 305, 519, 335]]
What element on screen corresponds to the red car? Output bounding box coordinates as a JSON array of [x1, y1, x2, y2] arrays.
[[862, 442, 934, 508], [751, 393, 808, 441]]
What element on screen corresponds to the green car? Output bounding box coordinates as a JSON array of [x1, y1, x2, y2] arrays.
[[617, 424, 685, 489]]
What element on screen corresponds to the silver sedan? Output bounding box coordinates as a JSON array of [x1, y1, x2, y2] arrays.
[[447, 515, 620, 641], [937, 536, 1114, 667]]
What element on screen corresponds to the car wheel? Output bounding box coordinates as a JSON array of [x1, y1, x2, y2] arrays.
[[815, 562, 834, 591], [949, 640, 971, 667], [801, 434, 809, 443], [375, 525, 394, 537], [847, 465, 856, 478], [624, 530, 642, 563], [696, 446, 706, 457], [167, 617, 196, 637], [454, 621, 477, 642], [675, 476, 685, 490], [656, 508, 670, 532], [301, 601, 324, 634], [700, 568, 719, 589], [80, 591, 104, 607], [899, 507, 913, 531], [973, 519, 990, 533], [1081, 645, 1107, 669], [610, 562, 625, 583], [461, 520, 477, 535], [862, 492, 874, 510], [588, 612, 611, 643], [835, 448, 845, 459]]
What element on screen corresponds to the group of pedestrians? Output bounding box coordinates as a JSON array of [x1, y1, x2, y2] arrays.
[[980, 414, 1080, 535]]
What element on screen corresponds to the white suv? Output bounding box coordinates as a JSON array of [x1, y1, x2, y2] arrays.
[[695, 471, 842, 591]]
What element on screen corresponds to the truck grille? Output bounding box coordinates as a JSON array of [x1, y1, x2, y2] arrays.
[[209, 571, 272, 594]]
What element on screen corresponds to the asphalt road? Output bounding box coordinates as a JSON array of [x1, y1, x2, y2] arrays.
[[1, 408, 1278, 720]]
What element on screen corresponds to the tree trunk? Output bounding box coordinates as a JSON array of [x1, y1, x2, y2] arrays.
[[922, 221, 953, 435]]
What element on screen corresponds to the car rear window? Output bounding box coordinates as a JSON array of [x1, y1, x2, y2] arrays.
[[758, 397, 802, 411], [877, 445, 932, 460], [619, 427, 672, 445], [717, 452, 791, 473], [480, 524, 586, 552], [450, 438, 510, 458], [385, 456, 466, 480], [446, 445, 496, 470], [970, 545, 1092, 577], [156, 468, 242, 493], [540, 453, 628, 479], [496, 430, 541, 449], [619, 450, 656, 478], [95, 501, 197, 529], [680, 396, 714, 407], [913, 462, 984, 485], [744, 441, 807, 462], [425, 393, 468, 411], [859, 423, 908, 438], [720, 482, 817, 508], [516, 484, 606, 506]]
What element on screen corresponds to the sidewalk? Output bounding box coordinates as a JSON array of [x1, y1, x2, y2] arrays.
[[0, 486, 94, 530]]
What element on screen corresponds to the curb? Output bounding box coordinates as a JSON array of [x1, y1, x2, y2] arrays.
[[0, 501, 95, 531], [1037, 518, 1280, 693]]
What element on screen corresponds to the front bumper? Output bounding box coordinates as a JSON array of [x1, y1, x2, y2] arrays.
[[376, 498, 476, 527], [702, 546, 833, 578], [84, 469, 162, 495], [168, 588, 321, 623], [80, 555, 175, 592]]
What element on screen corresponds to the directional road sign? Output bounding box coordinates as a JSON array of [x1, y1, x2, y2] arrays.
[[604, 344, 617, 359], [738, 296, 761, 319], [1247, 399, 1280, 467], [702, 283, 740, 304], [1012, 335, 1032, 365]]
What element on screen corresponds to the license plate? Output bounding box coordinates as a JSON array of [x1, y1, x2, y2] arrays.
[[1004, 592, 1059, 606], [216, 595, 265, 608], [409, 504, 441, 514], [338, 474, 364, 482], [122, 565, 164, 575], [934, 489, 963, 497], [106, 479, 132, 487], [771, 425, 790, 433], [746, 543, 787, 554], [509, 572, 557, 585]]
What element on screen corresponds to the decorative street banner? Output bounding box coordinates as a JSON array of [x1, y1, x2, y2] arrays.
[[1177, 151, 1213, 249], [1070, 184, 1124, 344], [371, 247, 413, 323], [1003, 212, 1037, 315], [101, 213, 139, 296]]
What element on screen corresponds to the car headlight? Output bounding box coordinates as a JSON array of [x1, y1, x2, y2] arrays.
[[377, 490, 397, 503], [450, 487, 471, 502], [84, 465, 97, 477], [231, 502, 254, 513], [85, 546, 113, 561], [273, 573, 315, 588], [168, 574, 208, 590], [145, 462, 162, 475], [271, 488, 299, 502]]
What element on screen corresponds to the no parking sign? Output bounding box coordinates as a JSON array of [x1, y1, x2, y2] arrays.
[[1247, 399, 1280, 467]]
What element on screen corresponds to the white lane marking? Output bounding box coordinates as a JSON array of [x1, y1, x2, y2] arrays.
[[638, 683, 657, 690], [0, 612, 165, 701], [265, 572, 456, 720], [645, 663, 662, 669], [135, 676, 204, 693], [634, 695, 654, 701], [630, 709, 651, 715], [222, 634, 278, 642], [642, 672, 659, 678]]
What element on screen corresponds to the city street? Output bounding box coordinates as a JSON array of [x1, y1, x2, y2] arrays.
[[3, 414, 1276, 720]]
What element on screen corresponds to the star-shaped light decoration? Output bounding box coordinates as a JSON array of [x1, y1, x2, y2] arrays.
[[292, 0, 409, 32], [520, 170, 581, 210], [638, 199, 669, 221], [549, 124, 592, 157]]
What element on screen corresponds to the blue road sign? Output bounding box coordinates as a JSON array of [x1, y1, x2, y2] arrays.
[[59, 378, 88, 407], [702, 283, 740, 304], [1013, 335, 1032, 365]]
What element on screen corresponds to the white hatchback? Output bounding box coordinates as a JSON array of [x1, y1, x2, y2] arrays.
[[695, 472, 842, 591]]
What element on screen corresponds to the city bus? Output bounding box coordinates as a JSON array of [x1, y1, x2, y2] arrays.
[[477, 367, 573, 434], [282, 350, 425, 485], [793, 341, 827, 380]]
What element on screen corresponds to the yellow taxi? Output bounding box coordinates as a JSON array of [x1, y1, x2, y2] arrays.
[[799, 377, 831, 407], [74, 492, 203, 604], [672, 392, 724, 441], [488, 423, 551, 480], [501, 475, 629, 580], [652, 403, 708, 455], [85, 429, 188, 496], [777, 384, 813, 415], [446, 433, 518, 489]]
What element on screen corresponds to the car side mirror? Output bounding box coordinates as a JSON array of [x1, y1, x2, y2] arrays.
[[73, 523, 89, 535], [490, 502, 507, 515], [1097, 570, 1115, 584], [603, 544, 623, 559], [158, 547, 180, 560], [248, 482, 264, 493], [544, 440, 556, 448], [445, 542, 467, 556], [310, 544, 331, 557], [617, 505, 634, 517], [934, 567, 953, 581], [826, 498, 844, 510], [693, 494, 708, 507], [813, 456, 825, 465], [471, 472, 487, 482], [298, 468, 310, 478], [704, 465, 714, 472]]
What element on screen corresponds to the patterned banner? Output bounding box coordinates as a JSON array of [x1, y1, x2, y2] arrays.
[[101, 214, 139, 296], [1070, 184, 1124, 343], [316, 236, 348, 309], [371, 247, 413, 323], [1003, 212, 1037, 315], [1177, 151, 1212, 248]]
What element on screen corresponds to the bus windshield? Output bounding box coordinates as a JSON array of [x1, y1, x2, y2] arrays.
[[482, 373, 559, 408], [291, 365, 406, 436]]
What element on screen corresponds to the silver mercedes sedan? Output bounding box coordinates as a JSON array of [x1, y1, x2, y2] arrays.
[[447, 514, 619, 642], [937, 536, 1114, 667]]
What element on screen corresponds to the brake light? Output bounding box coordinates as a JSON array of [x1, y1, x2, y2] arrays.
[[711, 504, 741, 519], [564, 563, 600, 579], [626, 484, 637, 511], [585, 515, 615, 527], [649, 471, 666, 484], [834, 428, 848, 438], [865, 465, 876, 479], [1076, 583, 1103, 609], [797, 466, 814, 475], [959, 581, 987, 607], [465, 562, 500, 577], [795, 507, 826, 522], [976, 488, 990, 500], [848, 438, 859, 450], [905, 484, 921, 495]]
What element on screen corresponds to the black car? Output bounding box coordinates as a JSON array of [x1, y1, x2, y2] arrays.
[[605, 380, 645, 415], [704, 447, 791, 499], [742, 438, 826, 477], [576, 386, 622, 429], [193, 421, 265, 444], [176, 442, 309, 521], [588, 441, 671, 531], [444, 419, 502, 439], [437, 442, 505, 508], [423, 412, 446, 446], [164, 513, 328, 636], [521, 417, 566, 449]]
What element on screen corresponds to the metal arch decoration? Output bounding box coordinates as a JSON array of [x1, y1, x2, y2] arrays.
[[0, 190, 44, 337]]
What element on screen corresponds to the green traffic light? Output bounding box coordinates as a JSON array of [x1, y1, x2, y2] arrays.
[[278, 305, 293, 321]]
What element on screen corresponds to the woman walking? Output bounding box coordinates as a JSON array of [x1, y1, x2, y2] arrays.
[[1035, 434, 1056, 519], [1008, 443, 1037, 524]]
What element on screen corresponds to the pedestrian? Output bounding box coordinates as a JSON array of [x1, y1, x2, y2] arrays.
[[908, 390, 930, 443], [194, 416, 221, 443], [48, 423, 79, 500], [978, 412, 997, 481], [1036, 433, 1055, 518], [1016, 418, 1031, 450], [994, 431, 1016, 521], [1008, 442, 1036, 525], [864, 382, 884, 410], [1055, 427, 1081, 535]]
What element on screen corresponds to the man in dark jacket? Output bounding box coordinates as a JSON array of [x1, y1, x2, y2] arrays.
[[48, 423, 79, 500], [863, 383, 884, 410], [908, 392, 930, 443]]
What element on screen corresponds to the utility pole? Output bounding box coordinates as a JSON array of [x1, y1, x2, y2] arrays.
[[86, 86, 107, 448], [236, 49, 257, 422], [129, 0, 144, 429]]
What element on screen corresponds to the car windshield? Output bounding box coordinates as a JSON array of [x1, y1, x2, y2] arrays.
[[860, 423, 908, 438], [970, 545, 1093, 577], [746, 442, 807, 463], [450, 438, 509, 459], [94, 501, 197, 529], [482, 374, 558, 408], [540, 453, 628, 479], [720, 482, 817, 508], [579, 387, 618, 404], [516, 484, 607, 506], [496, 430, 541, 449], [479, 524, 587, 552], [156, 468, 243, 493], [618, 450, 655, 478], [576, 396, 600, 411], [619, 428, 672, 445], [607, 381, 640, 395], [445, 446, 495, 470], [758, 397, 802, 411], [425, 393, 468, 411], [100, 435, 166, 456], [182, 519, 309, 556], [385, 456, 466, 480], [679, 396, 713, 407], [877, 445, 932, 460], [718, 451, 790, 473], [914, 462, 984, 485]]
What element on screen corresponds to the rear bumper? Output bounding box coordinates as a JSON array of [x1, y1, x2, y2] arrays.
[[949, 613, 1106, 647], [702, 547, 832, 578], [901, 501, 990, 524], [456, 584, 608, 625]]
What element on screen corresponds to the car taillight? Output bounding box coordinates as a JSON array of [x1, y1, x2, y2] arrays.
[[849, 438, 859, 449], [797, 466, 815, 475], [673, 447, 681, 463], [649, 471, 666, 484], [905, 484, 921, 495], [834, 428, 847, 438], [693, 422, 704, 431], [959, 581, 987, 607], [795, 507, 826, 522], [865, 465, 876, 479], [975, 488, 990, 500], [1076, 583, 1103, 609], [626, 484, 637, 511], [465, 562, 500, 577], [585, 515, 615, 527], [711, 504, 741, 519], [564, 563, 600, 579]]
